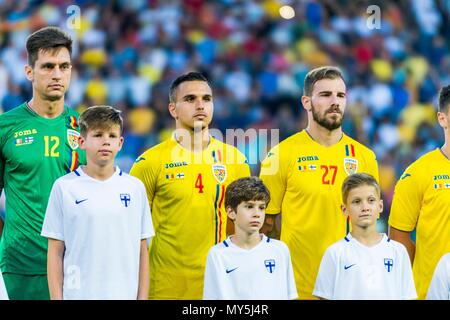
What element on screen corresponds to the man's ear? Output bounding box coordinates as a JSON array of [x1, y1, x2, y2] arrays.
[[25, 65, 33, 82], [301, 95, 311, 112], [168, 103, 178, 120]]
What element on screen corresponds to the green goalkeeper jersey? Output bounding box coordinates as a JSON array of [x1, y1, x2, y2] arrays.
[[0, 102, 86, 274]]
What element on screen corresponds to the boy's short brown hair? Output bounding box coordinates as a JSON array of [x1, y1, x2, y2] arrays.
[[341, 173, 380, 204], [79, 105, 123, 137], [225, 177, 270, 212]]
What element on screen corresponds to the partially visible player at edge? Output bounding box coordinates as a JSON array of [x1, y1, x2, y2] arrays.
[[259, 66, 379, 299], [130, 72, 250, 299], [389, 84, 450, 299], [0, 26, 85, 300]]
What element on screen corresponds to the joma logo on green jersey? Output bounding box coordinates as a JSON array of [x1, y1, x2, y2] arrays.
[[14, 129, 37, 138]]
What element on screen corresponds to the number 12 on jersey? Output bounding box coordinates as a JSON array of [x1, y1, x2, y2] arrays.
[[321, 165, 337, 185]]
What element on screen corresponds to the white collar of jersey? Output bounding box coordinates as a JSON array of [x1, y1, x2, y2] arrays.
[[344, 233, 388, 248], [74, 165, 123, 181], [224, 234, 269, 251]]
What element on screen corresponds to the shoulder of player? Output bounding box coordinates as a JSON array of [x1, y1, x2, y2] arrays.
[[0, 103, 28, 124], [133, 139, 173, 165], [118, 171, 147, 189], [264, 237, 291, 252], [262, 131, 303, 161], [400, 149, 438, 177], [343, 135, 376, 157]]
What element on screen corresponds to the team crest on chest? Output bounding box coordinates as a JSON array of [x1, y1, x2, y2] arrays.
[[212, 164, 227, 184], [344, 158, 358, 175], [67, 129, 80, 150]]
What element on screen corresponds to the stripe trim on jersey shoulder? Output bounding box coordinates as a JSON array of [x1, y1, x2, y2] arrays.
[[266, 237, 270, 242], [223, 240, 229, 247], [344, 236, 350, 242], [387, 238, 391, 242], [119, 169, 123, 176], [74, 169, 80, 176]]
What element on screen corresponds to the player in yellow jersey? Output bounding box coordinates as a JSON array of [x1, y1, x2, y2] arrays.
[[389, 84, 450, 299], [130, 72, 250, 299], [259, 66, 379, 299]]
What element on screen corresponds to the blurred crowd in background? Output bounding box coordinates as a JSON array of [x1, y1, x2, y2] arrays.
[[1, 0, 450, 230]]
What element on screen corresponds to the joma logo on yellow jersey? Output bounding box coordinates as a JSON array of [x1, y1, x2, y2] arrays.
[[14, 129, 38, 138], [434, 174, 450, 180], [297, 155, 319, 162], [165, 161, 188, 169]]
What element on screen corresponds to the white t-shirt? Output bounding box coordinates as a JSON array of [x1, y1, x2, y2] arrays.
[[41, 166, 154, 300], [203, 234, 298, 300], [313, 233, 417, 300], [427, 253, 450, 300], [0, 271, 8, 300]]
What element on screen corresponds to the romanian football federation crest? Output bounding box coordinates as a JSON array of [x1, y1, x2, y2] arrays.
[[212, 164, 227, 184], [344, 158, 358, 175], [67, 129, 80, 150]]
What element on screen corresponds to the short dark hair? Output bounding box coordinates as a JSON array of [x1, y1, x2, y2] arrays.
[[438, 85, 450, 113], [79, 106, 123, 137], [303, 66, 344, 96], [26, 26, 72, 67], [341, 173, 380, 204], [225, 177, 270, 212], [169, 72, 211, 103]]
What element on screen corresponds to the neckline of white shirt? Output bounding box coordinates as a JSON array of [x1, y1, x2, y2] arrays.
[[345, 233, 388, 249], [76, 165, 122, 183], [226, 234, 268, 251]]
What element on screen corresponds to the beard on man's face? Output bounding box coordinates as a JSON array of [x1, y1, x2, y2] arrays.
[[311, 101, 343, 131]]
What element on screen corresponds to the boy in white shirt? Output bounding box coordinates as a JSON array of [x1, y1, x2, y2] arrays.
[[41, 106, 154, 300], [203, 177, 297, 300], [427, 253, 450, 300], [313, 173, 417, 300]]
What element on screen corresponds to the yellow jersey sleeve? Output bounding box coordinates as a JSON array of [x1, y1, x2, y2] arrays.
[[129, 148, 162, 208], [389, 161, 427, 232], [259, 145, 287, 215]]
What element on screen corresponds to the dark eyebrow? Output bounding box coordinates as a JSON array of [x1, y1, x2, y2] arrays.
[[40, 62, 71, 68], [182, 94, 212, 100]]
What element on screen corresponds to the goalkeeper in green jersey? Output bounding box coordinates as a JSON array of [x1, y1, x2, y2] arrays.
[[0, 27, 85, 300]]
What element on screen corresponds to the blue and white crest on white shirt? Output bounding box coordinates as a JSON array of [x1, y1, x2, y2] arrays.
[[265, 259, 276, 273], [120, 193, 131, 207], [384, 258, 394, 272]]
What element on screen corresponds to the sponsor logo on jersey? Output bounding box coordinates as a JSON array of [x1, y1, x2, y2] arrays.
[[226, 267, 238, 274], [344, 158, 358, 175], [297, 155, 319, 162], [212, 164, 227, 184], [14, 128, 38, 139], [67, 129, 80, 150], [120, 193, 131, 207], [264, 259, 276, 273], [401, 173, 411, 180], [433, 174, 450, 180], [165, 161, 188, 169], [135, 157, 146, 163], [384, 258, 393, 272], [344, 263, 356, 270]]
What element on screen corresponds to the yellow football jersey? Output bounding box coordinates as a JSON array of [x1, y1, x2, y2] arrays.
[[130, 136, 250, 299], [389, 148, 450, 299], [260, 130, 379, 299]]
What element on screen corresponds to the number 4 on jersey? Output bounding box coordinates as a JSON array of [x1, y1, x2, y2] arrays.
[[195, 173, 204, 193]]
